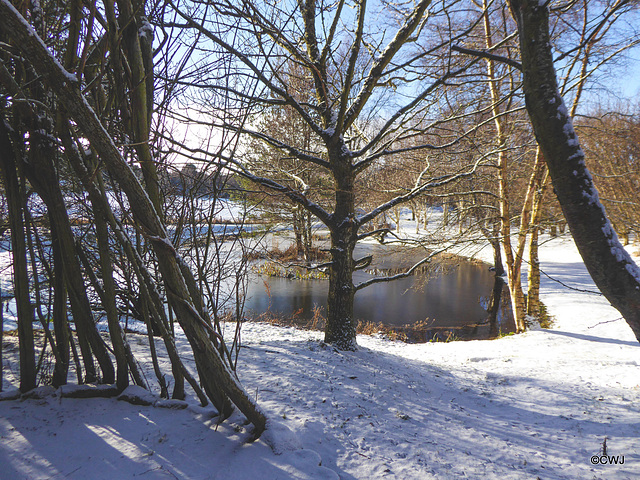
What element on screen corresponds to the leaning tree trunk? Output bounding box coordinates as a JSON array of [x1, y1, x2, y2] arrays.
[[510, 0, 640, 341], [60, 121, 205, 404], [94, 205, 130, 391], [22, 131, 115, 384], [0, 50, 114, 383]]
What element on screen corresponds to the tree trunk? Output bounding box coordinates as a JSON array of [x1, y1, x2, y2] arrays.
[[60, 129, 192, 400], [526, 225, 541, 317], [497, 142, 527, 331], [481, 1, 527, 332], [325, 228, 357, 350], [487, 277, 505, 337], [113, 0, 163, 219], [526, 170, 549, 318], [490, 221, 505, 277], [50, 222, 70, 387], [22, 131, 114, 384], [94, 212, 130, 391], [0, 122, 36, 392], [304, 211, 312, 264], [325, 156, 358, 350], [293, 207, 304, 258], [510, 0, 640, 341]]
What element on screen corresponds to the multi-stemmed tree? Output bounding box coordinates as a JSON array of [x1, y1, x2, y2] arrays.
[[0, 0, 266, 434]]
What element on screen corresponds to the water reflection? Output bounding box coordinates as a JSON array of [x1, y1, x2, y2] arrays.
[[244, 245, 515, 341]]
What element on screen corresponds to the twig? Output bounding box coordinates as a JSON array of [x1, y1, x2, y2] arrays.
[[587, 317, 623, 329], [539, 268, 603, 296]]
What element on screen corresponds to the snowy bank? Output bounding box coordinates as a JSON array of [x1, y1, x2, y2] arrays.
[[1, 235, 639, 479]]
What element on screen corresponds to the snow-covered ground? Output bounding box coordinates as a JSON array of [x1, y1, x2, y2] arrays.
[[1, 234, 639, 479]]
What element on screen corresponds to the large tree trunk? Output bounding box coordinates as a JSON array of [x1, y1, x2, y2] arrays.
[[325, 156, 358, 350], [326, 228, 357, 350], [510, 0, 640, 341]]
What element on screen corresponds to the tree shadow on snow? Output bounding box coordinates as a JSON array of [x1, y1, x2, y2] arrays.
[[0, 394, 339, 480], [543, 328, 640, 347], [238, 335, 640, 479]]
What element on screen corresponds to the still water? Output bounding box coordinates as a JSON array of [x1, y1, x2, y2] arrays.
[[244, 243, 515, 341]]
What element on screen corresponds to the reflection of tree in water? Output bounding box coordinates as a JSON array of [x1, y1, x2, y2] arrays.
[[478, 277, 514, 338], [487, 278, 505, 338], [246, 241, 518, 341], [364, 249, 461, 293], [364, 274, 515, 342]]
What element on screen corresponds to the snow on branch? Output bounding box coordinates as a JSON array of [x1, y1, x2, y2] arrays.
[[344, 0, 433, 132]]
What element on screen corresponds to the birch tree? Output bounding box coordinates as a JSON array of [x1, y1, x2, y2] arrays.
[[508, 0, 640, 341], [454, 0, 640, 326]]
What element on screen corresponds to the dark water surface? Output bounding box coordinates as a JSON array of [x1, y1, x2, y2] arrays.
[[244, 243, 515, 341]]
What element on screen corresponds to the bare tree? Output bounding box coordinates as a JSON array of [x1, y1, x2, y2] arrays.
[[0, 0, 266, 434], [168, 0, 492, 350], [453, 0, 640, 326], [241, 62, 327, 264], [578, 109, 640, 244]]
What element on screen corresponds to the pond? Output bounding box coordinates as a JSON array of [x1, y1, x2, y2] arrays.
[[244, 242, 515, 341]]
